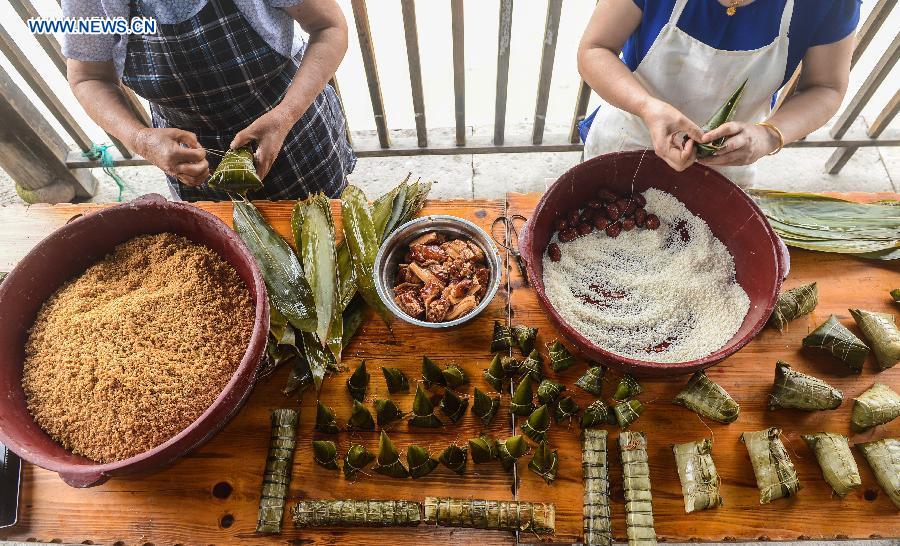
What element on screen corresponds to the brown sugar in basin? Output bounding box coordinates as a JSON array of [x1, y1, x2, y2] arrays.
[[0, 194, 269, 487], [519, 151, 789, 377]]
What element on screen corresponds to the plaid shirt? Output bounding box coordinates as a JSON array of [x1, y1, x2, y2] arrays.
[[122, 0, 355, 201]]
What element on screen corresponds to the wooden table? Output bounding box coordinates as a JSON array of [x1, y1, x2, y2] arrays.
[[0, 193, 897, 545]]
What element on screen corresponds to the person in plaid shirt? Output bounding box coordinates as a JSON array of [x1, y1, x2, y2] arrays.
[[63, 0, 355, 201]]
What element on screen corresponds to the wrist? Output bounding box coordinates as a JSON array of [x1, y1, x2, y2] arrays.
[[269, 104, 300, 133], [129, 127, 152, 158], [756, 121, 784, 155], [635, 95, 657, 120]]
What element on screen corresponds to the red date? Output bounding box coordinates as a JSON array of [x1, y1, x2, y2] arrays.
[[554, 217, 569, 231], [645, 214, 661, 230], [605, 204, 621, 222], [605, 222, 622, 238], [567, 210, 581, 226], [622, 218, 635, 231], [559, 227, 578, 242], [548, 242, 561, 261], [597, 189, 617, 203], [593, 216, 610, 230], [587, 200, 603, 209], [634, 208, 647, 227], [633, 192, 647, 207], [577, 222, 594, 236]]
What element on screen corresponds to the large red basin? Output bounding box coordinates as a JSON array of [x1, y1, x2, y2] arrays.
[[0, 194, 269, 487], [519, 151, 788, 377]]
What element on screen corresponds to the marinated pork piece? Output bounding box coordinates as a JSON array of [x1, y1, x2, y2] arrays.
[[395, 291, 425, 318], [427, 297, 451, 322], [410, 231, 446, 247], [409, 244, 446, 265], [420, 281, 446, 307]]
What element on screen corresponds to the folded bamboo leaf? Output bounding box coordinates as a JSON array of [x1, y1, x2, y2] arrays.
[[439, 443, 468, 474], [613, 374, 643, 402], [575, 365, 605, 397], [555, 396, 581, 424], [256, 408, 299, 534], [582, 429, 612, 546], [491, 320, 515, 352], [768, 361, 842, 411], [483, 354, 505, 391], [520, 349, 544, 382], [857, 438, 900, 509], [312, 440, 340, 470], [802, 432, 860, 497], [547, 339, 576, 372], [422, 356, 446, 388], [695, 79, 748, 158], [537, 379, 566, 405], [581, 400, 614, 429], [315, 401, 340, 434], [673, 371, 739, 424], [510, 376, 535, 416], [501, 356, 521, 377], [619, 431, 657, 545], [741, 427, 800, 504], [423, 497, 555, 534], [341, 295, 366, 348], [374, 398, 406, 429], [298, 194, 341, 359], [442, 364, 468, 388], [528, 440, 559, 484], [614, 399, 645, 430], [851, 383, 900, 432], [293, 499, 422, 527], [209, 147, 262, 194], [850, 309, 900, 370], [382, 366, 410, 393], [373, 431, 409, 478], [282, 351, 312, 396], [346, 360, 369, 402], [410, 383, 442, 428], [233, 198, 316, 333], [407, 445, 439, 479], [372, 176, 407, 241], [341, 185, 393, 325], [468, 434, 500, 463], [471, 387, 500, 426], [343, 444, 375, 480], [512, 324, 538, 355], [802, 314, 869, 373], [522, 404, 551, 442], [769, 283, 818, 331], [347, 399, 376, 431], [672, 438, 723, 513], [299, 330, 334, 393], [439, 389, 470, 423], [499, 435, 528, 471]]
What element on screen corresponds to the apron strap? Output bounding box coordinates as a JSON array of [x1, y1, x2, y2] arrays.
[[779, 0, 795, 37], [668, 0, 690, 25]]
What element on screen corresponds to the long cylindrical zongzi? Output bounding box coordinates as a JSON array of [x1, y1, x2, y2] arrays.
[[851, 382, 900, 432], [768, 361, 842, 411], [673, 371, 739, 424], [850, 308, 900, 370], [768, 282, 817, 331], [740, 427, 800, 504], [256, 409, 299, 534], [582, 429, 612, 546], [619, 431, 657, 546], [423, 497, 555, 534], [801, 432, 861, 497], [292, 499, 422, 528], [672, 438, 722, 513], [802, 314, 870, 373], [857, 438, 900, 509]]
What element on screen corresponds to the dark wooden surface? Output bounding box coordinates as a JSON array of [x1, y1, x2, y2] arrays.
[[0, 193, 897, 544]]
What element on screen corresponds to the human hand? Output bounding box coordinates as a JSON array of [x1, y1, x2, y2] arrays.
[[638, 97, 704, 172], [697, 121, 780, 167], [133, 128, 209, 186], [230, 108, 294, 180]]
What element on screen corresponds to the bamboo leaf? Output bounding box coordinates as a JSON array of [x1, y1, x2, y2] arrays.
[[209, 147, 262, 195], [695, 79, 748, 158], [341, 185, 393, 325]]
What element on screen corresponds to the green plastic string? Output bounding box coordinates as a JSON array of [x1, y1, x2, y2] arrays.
[[83, 143, 126, 202]]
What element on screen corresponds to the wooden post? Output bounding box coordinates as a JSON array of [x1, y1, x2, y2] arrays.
[[0, 66, 97, 203]]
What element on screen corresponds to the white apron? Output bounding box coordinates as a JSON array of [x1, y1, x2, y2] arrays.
[[583, 0, 794, 188]]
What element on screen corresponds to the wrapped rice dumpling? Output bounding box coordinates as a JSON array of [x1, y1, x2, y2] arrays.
[[614, 399, 644, 430], [373, 431, 409, 478], [768, 361, 842, 411], [801, 432, 861, 497], [537, 379, 566, 405], [528, 440, 559, 484], [439, 443, 468, 475], [382, 367, 410, 393], [581, 400, 614, 429], [850, 309, 899, 370], [407, 445, 439, 479], [471, 387, 500, 426], [346, 360, 369, 402], [209, 146, 263, 194], [491, 320, 515, 352], [374, 398, 405, 429], [499, 435, 528, 471], [613, 374, 643, 402], [483, 354, 505, 391], [768, 282, 817, 331], [575, 365, 605, 397], [740, 427, 800, 504], [619, 431, 657, 545], [520, 349, 544, 382], [347, 399, 376, 431], [438, 389, 469, 423], [672, 438, 723, 513], [468, 434, 500, 463], [555, 396, 581, 424], [521, 404, 551, 443], [315, 401, 341, 434], [673, 371, 739, 424], [892, 289, 900, 303], [510, 376, 535, 416], [343, 444, 375, 480], [851, 382, 900, 432], [547, 340, 576, 373], [512, 325, 538, 355], [802, 314, 869, 373], [857, 438, 900, 509], [409, 383, 442, 428], [312, 440, 340, 470]]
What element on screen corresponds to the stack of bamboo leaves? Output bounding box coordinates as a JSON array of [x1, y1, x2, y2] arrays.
[[751, 190, 900, 260]]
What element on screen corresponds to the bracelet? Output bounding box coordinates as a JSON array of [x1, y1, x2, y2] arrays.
[[756, 121, 785, 155]]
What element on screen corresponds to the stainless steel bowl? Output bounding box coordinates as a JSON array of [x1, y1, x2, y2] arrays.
[[374, 215, 502, 329]]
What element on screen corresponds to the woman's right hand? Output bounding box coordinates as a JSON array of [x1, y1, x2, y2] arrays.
[[638, 97, 703, 172], [132, 128, 209, 186]]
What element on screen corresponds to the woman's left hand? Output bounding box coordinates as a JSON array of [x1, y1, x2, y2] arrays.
[[697, 121, 780, 167], [230, 108, 295, 179]]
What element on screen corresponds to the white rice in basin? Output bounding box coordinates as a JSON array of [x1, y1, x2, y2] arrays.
[[542, 188, 750, 363]]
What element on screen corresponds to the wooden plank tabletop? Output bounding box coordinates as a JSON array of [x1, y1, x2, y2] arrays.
[[0, 192, 898, 545]]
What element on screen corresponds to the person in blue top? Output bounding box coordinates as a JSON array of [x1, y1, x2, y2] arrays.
[[577, 0, 859, 188]]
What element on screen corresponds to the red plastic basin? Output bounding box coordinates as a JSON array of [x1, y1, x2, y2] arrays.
[[519, 151, 788, 377], [0, 194, 269, 487]]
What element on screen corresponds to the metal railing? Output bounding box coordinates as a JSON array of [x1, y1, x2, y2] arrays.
[[0, 0, 897, 200]]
